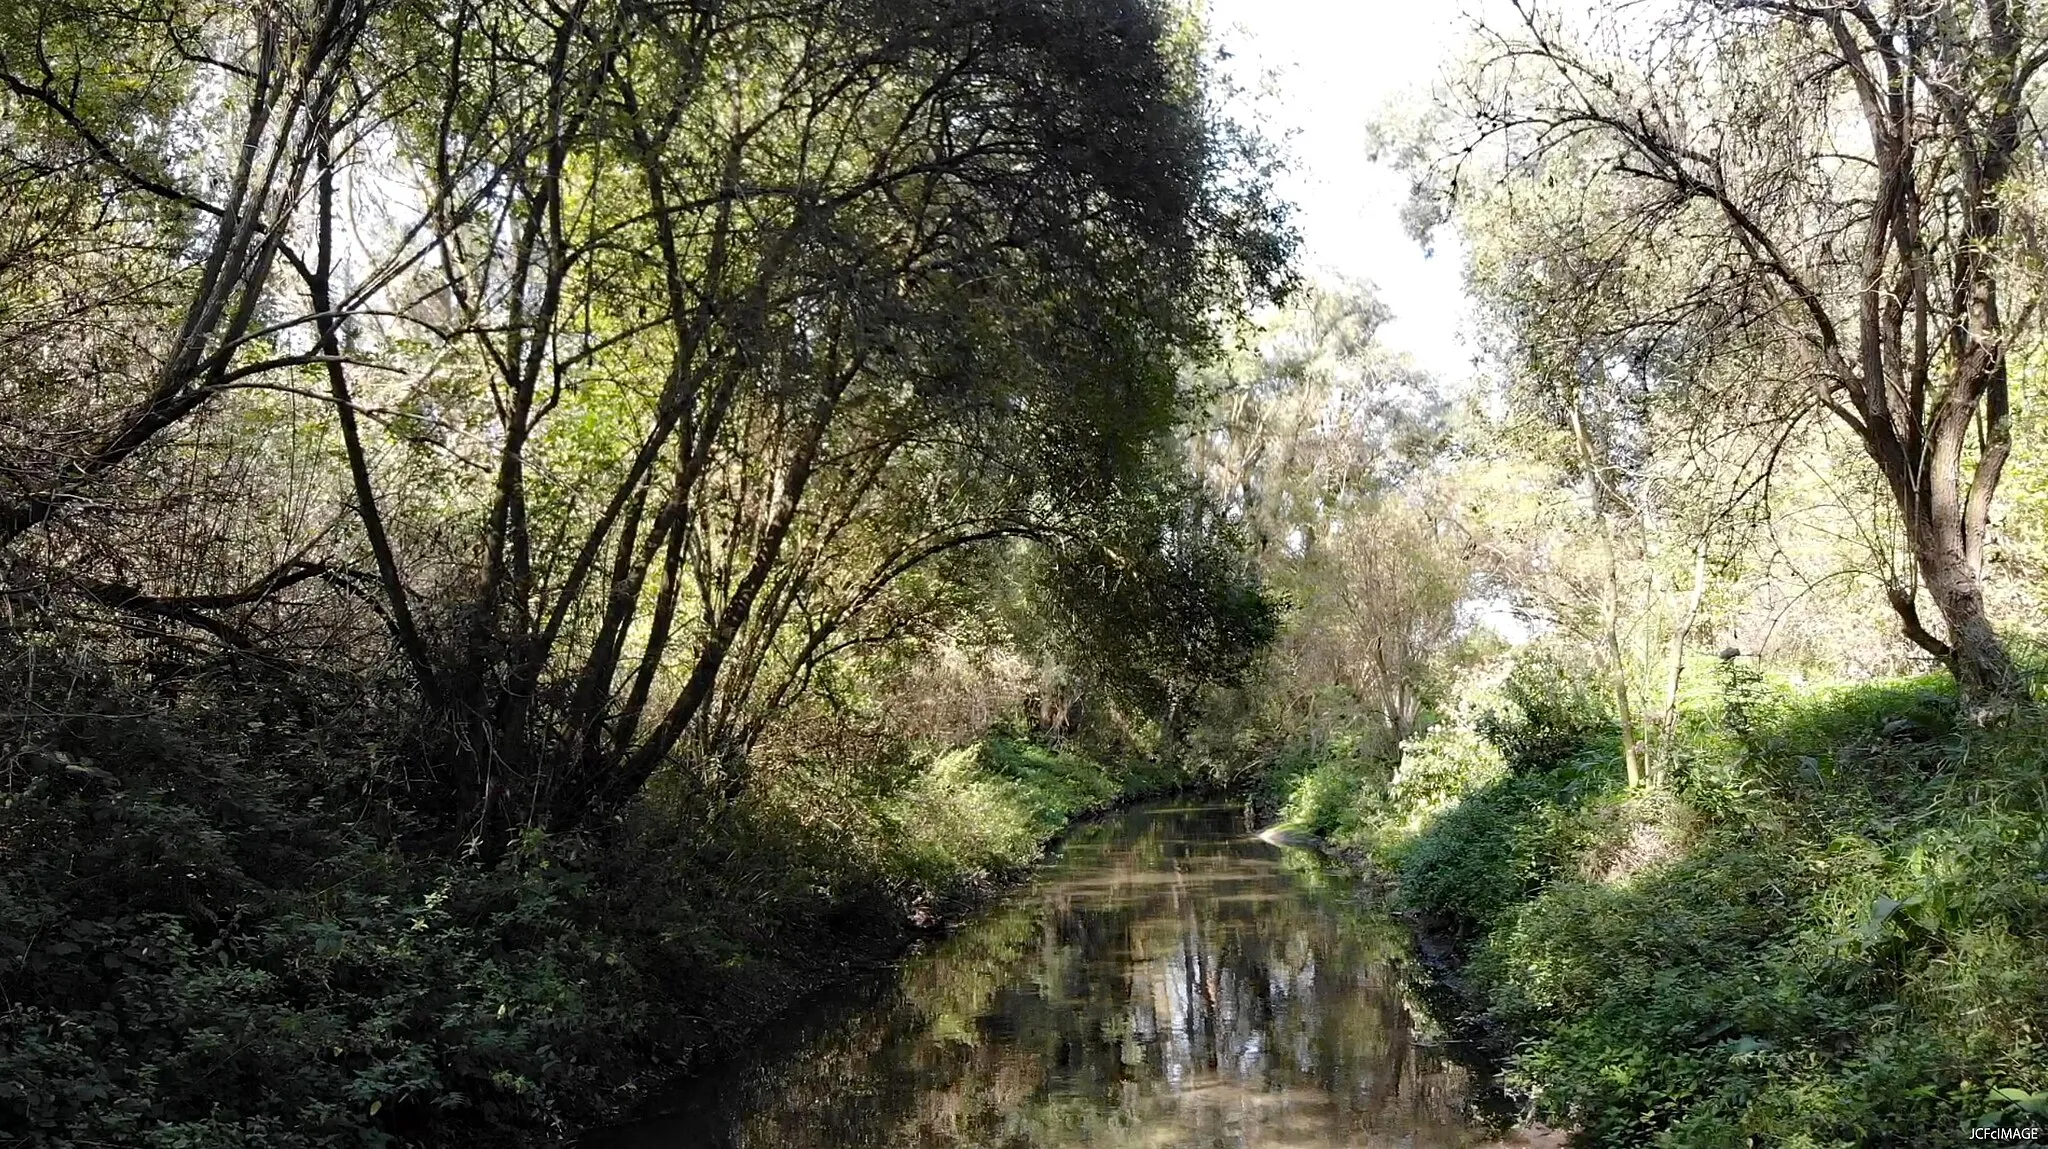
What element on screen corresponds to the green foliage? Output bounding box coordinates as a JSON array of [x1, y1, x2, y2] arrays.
[[1275, 744, 1380, 841], [1, 0, 1287, 1140], [1037, 494, 1282, 724], [1259, 647, 1606, 875], [1475, 649, 1615, 775], [1408, 674, 2048, 1146], [0, 663, 652, 1147], [886, 738, 1174, 903], [1249, 636, 2048, 1145], [1185, 280, 1477, 761], [0, 0, 1293, 1135], [0, 643, 1174, 1148], [1391, 758, 1626, 939], [1377, 724, 1511, 843]]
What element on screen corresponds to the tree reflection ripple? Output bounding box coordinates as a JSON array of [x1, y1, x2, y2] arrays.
[[598, 803, 1492, 1148]]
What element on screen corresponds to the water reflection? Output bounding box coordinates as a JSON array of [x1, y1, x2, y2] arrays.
[[598, 803, 1494, 1148]]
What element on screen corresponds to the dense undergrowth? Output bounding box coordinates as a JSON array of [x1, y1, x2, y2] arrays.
[[0, 643, 1176, 1148], [1266, 653, 2048, 1147]]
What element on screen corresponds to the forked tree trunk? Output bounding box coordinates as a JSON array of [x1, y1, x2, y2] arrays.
[[1502, 1, 2038, 708], [1900, 518, 2021, 702], [1875, 387, 2021, 704]]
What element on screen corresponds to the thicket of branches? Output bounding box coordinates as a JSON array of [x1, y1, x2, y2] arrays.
[[0, 0, 1291, 847], [1411, 0, 2048, 703]]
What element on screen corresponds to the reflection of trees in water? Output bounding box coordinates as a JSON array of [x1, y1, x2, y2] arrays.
[[664, 806, 1482, 1148]]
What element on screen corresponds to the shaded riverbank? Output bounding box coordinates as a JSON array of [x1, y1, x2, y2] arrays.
[[588, 802, 1526, 1148]]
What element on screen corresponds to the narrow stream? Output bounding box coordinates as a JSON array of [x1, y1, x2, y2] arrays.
[[592, 802, 1504, 1148]]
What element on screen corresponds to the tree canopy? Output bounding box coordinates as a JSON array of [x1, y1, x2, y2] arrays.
[[0, 0, 1292, 841]]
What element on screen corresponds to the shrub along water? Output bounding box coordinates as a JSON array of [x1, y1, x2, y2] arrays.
[[0, 645, 1178, 1148], [1266, 654, 2048, 1147]]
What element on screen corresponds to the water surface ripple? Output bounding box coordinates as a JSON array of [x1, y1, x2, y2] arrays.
[[596, 802, 1497, 1148]]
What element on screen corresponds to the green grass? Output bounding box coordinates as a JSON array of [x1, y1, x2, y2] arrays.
[[1267, 664, 2048, 1146]]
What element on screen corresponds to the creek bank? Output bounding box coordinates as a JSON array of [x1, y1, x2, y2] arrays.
[[1253, 822, 1562, 1144], [590, 802, 1513, 1148], [0, 685, 1187, 1149], [591, 761, 1218, 1134], [1254, 669, 2048, 1144]]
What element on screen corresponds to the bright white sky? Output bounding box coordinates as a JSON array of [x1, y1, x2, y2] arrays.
[[1204, 2, 1544, 643], [1205, 1, 1487, 387]]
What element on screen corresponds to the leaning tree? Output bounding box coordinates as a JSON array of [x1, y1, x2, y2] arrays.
[[1431, 0, 2048, 700]]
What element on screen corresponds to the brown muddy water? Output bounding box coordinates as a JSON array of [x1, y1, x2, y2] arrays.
[[589, 802, 1514, 1149]]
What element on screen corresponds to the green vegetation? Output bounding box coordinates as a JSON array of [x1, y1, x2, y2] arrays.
[[1258, 651, 2048, 1146], [885, 738, 1182, 910], [1189, 3, 2048, 1142], [0, 641, 1177, 1146], [0, 0, 1281, 1141], [13, 0, 2048, 1143]]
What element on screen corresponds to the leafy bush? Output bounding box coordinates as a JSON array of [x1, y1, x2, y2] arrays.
[[1474, 648, 1614, 774], [1277, 752, 1377, 841], [1374, 724, 1510, 847], [0, 644, 1165, 1147], [1442, 677, 2048, 1145], [1261, 647, 1604, 868]]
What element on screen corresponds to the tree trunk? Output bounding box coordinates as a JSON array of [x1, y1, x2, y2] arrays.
[[1601, 523, 1646, 789], [1569, 398, 1645, 786], [1875, 422, 2022, 704], [1653, 545, 1708, 785], [1904, 521, 2020, 702]]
